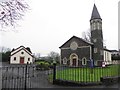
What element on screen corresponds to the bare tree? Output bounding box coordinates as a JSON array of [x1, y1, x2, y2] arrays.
[[82, 29, 91, 42], [0, 46, 11, 53], [82, 29, 106, 46], [35, 53, 41, 59], [48, 51, 60, 62], [0, 0, 29, 28]]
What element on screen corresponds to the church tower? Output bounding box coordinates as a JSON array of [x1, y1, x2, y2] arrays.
[[90, 4, 104, 66]]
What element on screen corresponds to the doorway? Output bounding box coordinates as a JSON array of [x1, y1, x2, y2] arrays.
[[72, 59, 77, 66], [70, 53, 78, 67], [20, 57, 24, 64]]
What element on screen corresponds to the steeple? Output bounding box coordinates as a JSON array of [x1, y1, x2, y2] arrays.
[[90, 4, 101, 20], [90, 4, 104, 66]]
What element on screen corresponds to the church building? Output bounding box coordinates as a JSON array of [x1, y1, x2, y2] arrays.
[[59, 4, 111, 67]]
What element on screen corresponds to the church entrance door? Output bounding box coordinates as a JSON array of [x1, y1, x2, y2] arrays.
[[70, 53, 78, 67], [72, 59, 76, 66], [20, 57, 24, 64]]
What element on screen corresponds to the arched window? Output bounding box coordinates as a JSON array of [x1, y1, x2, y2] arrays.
[[82, 57, 87, 65], [94, 48, 97, 53], [94, 61, 98, 66], [91, 23, 94, 30], [97, 22, 102, 30], [97, 22, 100, 30], [93, 23, 96, 30], [99, 23, 102, 30], [93, 39, 97, 43], [63, 58, 67, 64]]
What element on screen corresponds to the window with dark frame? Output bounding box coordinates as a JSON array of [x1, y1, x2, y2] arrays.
[[14, 57, 16, 61], [28, 58, 30, 61]]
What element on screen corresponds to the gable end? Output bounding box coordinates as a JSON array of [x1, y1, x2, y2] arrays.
[[11, 48, 33, 57], [59, 36, 93, 49]]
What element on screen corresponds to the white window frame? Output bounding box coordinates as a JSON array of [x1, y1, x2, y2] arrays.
[[82, 57, 87, 65], [94, 48, 97, 53], [97, 22, 100, 30], [94, 61, 98, 66], [63, 58, 67, 64], [93, 23, 96, 30], [91, 23, 94, 30], [93, 39, 97, 43]]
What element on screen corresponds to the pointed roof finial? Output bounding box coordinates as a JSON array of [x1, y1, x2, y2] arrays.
[[90, 4, 101, 20]]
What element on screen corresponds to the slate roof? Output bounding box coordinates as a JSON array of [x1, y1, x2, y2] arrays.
[[104, 48, 111, 52], [90, 4, 101, 20], [59, 36, 93, 48], [109, 50, 119, 52], [11, 46, 32, 53], [11, 46, 33, 57]]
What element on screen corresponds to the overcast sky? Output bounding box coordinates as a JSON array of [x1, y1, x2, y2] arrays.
[[0, 0, 119, 56]]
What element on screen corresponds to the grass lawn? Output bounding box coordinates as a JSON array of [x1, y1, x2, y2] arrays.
[[49, 65, 120, 82]]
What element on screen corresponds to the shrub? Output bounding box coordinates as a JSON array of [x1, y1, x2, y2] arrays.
[[36, 61, 51, 70]]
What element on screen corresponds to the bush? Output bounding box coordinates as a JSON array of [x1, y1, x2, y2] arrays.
[[36, 61, 51, 70]]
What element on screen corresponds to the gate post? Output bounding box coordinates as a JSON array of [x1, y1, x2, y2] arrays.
[[24, 62, 28, 90], [53, 63, 56, 84]]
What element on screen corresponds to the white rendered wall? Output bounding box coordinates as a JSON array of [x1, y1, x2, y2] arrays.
[[104, 50, 112, 65], [10, 49, 33, 64]]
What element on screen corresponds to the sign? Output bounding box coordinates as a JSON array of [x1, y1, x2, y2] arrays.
[[102, 62, 105, 67]]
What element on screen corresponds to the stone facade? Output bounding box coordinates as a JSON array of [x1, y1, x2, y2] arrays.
[[90, 4, 104, 65], [60, 36, 92, 67], [59, 4, 111, 67]]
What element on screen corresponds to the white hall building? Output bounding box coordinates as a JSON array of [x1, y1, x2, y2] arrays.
[[10, 46, 34, 64]]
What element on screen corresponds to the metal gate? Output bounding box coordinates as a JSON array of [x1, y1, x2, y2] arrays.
[[2, 64, 53, 89]]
